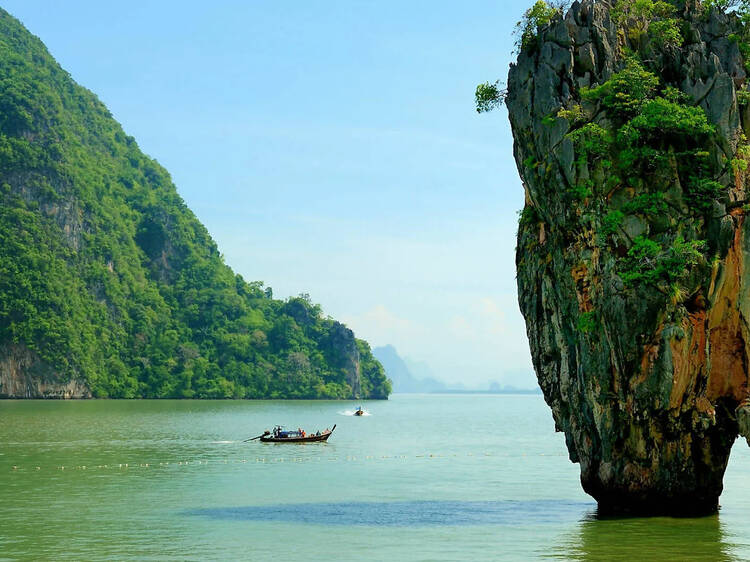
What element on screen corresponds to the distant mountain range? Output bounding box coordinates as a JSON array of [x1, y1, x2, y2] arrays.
[[372, 345, 540, 394], [372, 345, 446, 393]]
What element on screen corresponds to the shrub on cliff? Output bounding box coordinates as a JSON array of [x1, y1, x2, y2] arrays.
[[475, 81, 506, 113], [514, 1, 571, 52], [581, 57, 659, 120], [619, 236, 705, 288], [613, 0, 682, 50]]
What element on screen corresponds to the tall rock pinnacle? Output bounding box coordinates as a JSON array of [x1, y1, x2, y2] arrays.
[[507, 0, 750, 514]]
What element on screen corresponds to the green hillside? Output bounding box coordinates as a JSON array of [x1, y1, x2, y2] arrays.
[[0, 9, 390, 399]]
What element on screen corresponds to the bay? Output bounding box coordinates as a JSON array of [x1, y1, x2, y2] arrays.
[[1, 394, 749, 560]]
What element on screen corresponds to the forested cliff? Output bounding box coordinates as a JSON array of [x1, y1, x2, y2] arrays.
[[0, 10, 390, 400], [482, 0, 750, 514]]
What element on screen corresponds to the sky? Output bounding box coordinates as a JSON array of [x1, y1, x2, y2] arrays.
[[3, 1, 538, 389]]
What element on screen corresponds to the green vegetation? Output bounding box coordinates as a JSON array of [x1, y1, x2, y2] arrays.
[[686, 177, 724, 211], [567, 123, 612, 163], [475, 81, 506, 113], [581, 57, 659, 120], [619, 236, 705, 287], [558, 55, 723, 293], [576, 310, 597, 333], [623, 96, 714, 142], [569, 179, 593, 201], [600, 210, 625, 238], [474, 1, 569, 112], [612, 0, 682, 50], [623, 192, 668, 215], [484, 0, 750, 306], [556, 104, 585, 125], [518, 205, 540, 228], [720, 3, 750, 71], [514, 1, 569, 52], [705, 0, 750, 19], [0, 10, 391, 399]]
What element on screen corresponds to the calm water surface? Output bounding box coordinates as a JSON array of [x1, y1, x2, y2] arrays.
[[1, 394, 749, 560]]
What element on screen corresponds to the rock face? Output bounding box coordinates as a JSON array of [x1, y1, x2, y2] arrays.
[[0, 344, 90, 398], [507, 0, 750, 514], [324, 321, 363, 399]]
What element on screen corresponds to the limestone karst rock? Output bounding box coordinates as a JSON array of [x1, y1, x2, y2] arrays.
[[507, 0, 750, 514]]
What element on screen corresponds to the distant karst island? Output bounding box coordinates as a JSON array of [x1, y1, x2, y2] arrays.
[[373, 345, 540, 394], [0, 9, 390, 400]]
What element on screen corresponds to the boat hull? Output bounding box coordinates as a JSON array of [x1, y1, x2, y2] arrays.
[[259, 424, 336, 443]]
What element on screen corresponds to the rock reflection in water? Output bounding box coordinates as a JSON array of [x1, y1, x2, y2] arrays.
[[551, 511, 733, 561]]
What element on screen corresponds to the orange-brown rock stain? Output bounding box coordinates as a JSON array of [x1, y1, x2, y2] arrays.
[[706, 212, 749, 403], [571, 263, 593, 313], [639, 338, 661, 387], [632, 319, 665, 396], [669, 309, 707, 411]]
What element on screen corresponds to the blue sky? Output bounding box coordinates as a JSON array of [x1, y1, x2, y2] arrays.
[[4, 1, 537, 388]]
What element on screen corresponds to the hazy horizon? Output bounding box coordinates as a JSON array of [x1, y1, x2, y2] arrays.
[[374, 343, 539, 391]]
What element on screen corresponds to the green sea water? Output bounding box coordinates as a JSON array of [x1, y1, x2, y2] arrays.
[[1, 394, 749, 560]]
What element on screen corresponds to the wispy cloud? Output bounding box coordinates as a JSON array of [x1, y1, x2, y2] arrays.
[[341, 305, 420, 348]]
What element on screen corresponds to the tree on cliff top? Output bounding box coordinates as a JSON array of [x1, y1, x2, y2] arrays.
[[475, 1, 570, 113], [514, 1, 571, 52]]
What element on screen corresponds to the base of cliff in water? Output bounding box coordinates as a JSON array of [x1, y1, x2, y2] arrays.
[[577, 417, 736, 517], [505, 0, 750, 515], [593, 492, 719, 518], [574, 447, 735, 516]]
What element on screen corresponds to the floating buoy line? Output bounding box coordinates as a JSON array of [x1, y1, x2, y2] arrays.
[[5, 451, 566, 473]]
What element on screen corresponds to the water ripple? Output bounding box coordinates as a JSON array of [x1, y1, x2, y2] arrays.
[[186, 499, 593, 527]]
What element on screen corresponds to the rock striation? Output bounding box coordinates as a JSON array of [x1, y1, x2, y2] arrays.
[[507, 0, 750, 514], [0, 343, 91, 398]]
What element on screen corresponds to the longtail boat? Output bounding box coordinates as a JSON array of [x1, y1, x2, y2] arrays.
[[254, 424, 336, 443]]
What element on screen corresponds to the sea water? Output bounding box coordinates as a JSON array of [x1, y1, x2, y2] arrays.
[[1, 394, 749, 560]]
